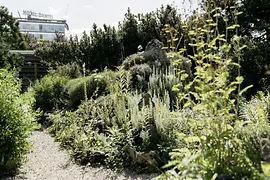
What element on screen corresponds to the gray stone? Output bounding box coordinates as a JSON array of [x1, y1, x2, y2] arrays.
[[142, 39, 169, 68]]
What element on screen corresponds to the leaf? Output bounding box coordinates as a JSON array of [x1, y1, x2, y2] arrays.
[[181, 74, 189, 81], [185, 136, 200, 143], [235, 11, 243, 16], [227, 26, 235, 30], [239, 45, 247, 51], [188, 43, 198, 47], [213, 13, 221, 17], [206, 19, 213, 23], [236, 76, 244, 83], [211, 173, 218, 180], [172, 85, 180, 92], [209, 23, 218, 27], [231, 62, 240, 67], [239, 85, 253, 96]]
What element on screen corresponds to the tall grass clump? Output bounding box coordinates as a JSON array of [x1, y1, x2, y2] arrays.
[[156, 1, 267, 179], [0, 69, 38, 176]]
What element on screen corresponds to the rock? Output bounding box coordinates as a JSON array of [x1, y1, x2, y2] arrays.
[[130, 64, 152, 91], [143, 39, 169, 68], [123, 145, 158, 167], [137, 45, 143, 52], [136, 151, 158, 167]]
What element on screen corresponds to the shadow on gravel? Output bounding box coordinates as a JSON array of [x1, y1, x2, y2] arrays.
[[1, 174, 27, 180]]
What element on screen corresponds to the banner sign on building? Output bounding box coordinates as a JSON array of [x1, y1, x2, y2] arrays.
[[23, 10, 53, 19]]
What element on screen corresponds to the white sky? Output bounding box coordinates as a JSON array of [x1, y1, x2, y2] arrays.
[[1, 0, 199, 38]]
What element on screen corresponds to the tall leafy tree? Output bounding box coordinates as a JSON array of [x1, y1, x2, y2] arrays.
[[0, 6, 25, 69], [138, 12, 160, 48], [0, 6, 26, 49], [0, 38, 23, 69], [119, 8, 141, 57]]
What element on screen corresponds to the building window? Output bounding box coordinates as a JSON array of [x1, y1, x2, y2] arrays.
[[39, 24, 43, 31], [40, 34, 43, 39]]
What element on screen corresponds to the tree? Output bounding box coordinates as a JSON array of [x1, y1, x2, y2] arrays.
[[138, 12, 160, 48], [119, 8, 141, 57], [89, 24, 122, 70], [0, 38, 23, 69], [0, 6, 26, 50]]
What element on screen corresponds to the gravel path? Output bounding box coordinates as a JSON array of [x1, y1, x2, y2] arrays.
[[3, 131, 156, 180]]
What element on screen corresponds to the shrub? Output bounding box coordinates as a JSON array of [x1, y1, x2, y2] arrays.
[[0, 69, 37, 176], [48, 93, 132, 167], [48, 62, 82, 79], [33, 74, 69, 113], [122, 52, 145, 69], [0, 39, 24, 70], [129, 64, 152, 91], [239, 92, 270, 164], [65, 73, 108, 109], [155, 5, 266, 180]]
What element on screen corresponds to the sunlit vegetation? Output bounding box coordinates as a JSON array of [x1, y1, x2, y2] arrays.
[[1, 0, 270, 179]]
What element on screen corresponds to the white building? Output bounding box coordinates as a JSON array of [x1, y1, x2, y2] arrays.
[[16, 10, 69, 41]]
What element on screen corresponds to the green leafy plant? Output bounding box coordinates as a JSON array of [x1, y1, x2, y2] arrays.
[[64, 72, 110, 109], [48, 62, 82, 79], [33, 74, 69, 113], [155, 1, 266, 179], [0, 69, 38, 176]]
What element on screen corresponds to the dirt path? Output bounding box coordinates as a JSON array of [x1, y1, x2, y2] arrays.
[[4, 131, 155, 180]]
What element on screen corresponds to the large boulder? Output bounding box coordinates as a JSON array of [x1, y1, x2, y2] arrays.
[[142, 39, 169, 68], [122, 39, 169, 70]]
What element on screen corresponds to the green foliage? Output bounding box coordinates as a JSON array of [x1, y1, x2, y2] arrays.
[[200, 0, 270, 97], [48, 62, 82, 79], [0, 6, 26, 50], [118, 8, 141, 57], [156, 2, 268, 179], [64, 72, 111, 109], [0, 39, 24, 70], [0, 69, 38, 176], [33, 74, 69, 113], [35, 4, 183, 71], [48, 70, 133, 168], [122, 52, 145, 69], [47, 66, 185, 172], [36, 25, 122, 71], [28, 1, 270, 177]]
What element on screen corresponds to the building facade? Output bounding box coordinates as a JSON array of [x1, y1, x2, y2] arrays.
[[16, 10, 69, 41]]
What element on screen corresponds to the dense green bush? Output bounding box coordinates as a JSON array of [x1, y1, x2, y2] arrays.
[[48, 94, 131, 167], [0, 69, 38, 176], [155, 4, 268, 179], [33, 75, 69, 113], [48, 62, 82, 79], [0, 39, 24, 70], [47, 67, 183, 172], [28, 1, 270, 178], [123, 52, 146, 69], [64, 72, 110, 109]]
